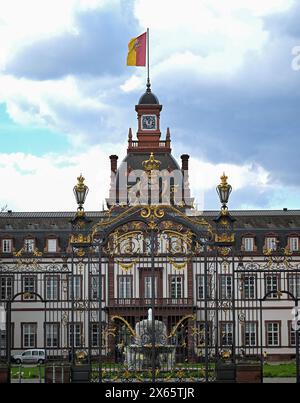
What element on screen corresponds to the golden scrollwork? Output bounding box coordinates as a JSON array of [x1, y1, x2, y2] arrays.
[[70, 234, 92, 245], [108, 230, 143, 256], [92, 204, 213, 240], [167, 257, 188, 271], [76, 248, 85, 257], [111, 315, 136, 337], [140, 206, 165, 230], [168, 315, 196, 338], [14, 246, 42, 258], [215, 233, 235, 243], [218, 247, 231, 256], [23, 292, 33, 300], [115, 259, 138, 272], [140, 205, 165, 220]]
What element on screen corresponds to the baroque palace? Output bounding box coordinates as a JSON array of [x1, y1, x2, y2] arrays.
[[0, 83, 299, 383]]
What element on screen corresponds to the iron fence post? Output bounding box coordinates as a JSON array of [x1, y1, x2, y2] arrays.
[[6, 300, 11, 384], [295, 300, 300, 383], [151, 227, 156, 383]]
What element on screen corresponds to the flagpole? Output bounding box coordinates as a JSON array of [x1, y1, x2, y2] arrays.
[[147, 27, 150, 90]]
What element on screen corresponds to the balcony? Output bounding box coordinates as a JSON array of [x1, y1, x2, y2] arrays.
[[127, 140, 171, 152], [108, 297, 193, 307]]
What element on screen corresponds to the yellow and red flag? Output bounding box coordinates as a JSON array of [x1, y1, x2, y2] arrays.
[[126, 32, 147, 66]]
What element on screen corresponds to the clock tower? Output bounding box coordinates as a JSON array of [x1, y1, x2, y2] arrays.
[[107, 82, 194, 208], [128, 82, 171, 153]]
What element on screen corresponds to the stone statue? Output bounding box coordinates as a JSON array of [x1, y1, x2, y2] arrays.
[[148, 308, 153, 322]]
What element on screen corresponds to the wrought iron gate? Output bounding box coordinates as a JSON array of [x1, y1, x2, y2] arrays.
[[1, 204, 300, 383]]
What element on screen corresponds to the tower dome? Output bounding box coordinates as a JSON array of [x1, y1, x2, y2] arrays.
[[138, 82, 159, 105]]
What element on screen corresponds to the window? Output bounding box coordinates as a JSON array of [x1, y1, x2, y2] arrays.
[[244, 322, 257, 346], [0, 276, 13, 300], [196, 275, 211, 300], [265, 237, 277, 251], [265, 275, 279, 299], [0, 324, 14, 350], [90, 323, 106, 348], [220, 275, 232, 299], [266, 322, 280, 346], [288, 275, 300, 299], [289, 237, 299, 252], [144, 276, 157, 299], [45, 276, 59, 301], [91, 323, 99, 347], [45, 323, 59, 348], [289, 322, 300, 347], [118, 276, 132, 299], [22, 276, 36, 300], [170, 276, 183, 299], [68, 275, 82, 300], [91, 276, 104, 301], [243, 237, 254, 252], [47, 239, 58, 253], [221, 322, 233, 346], [24, 238, 35, 253], [2, 239, 12, 253], [68, 323, 82, 347], [243, 275, 256, 299], [22, 323, 37, 348]]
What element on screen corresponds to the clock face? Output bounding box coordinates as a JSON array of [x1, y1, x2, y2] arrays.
[[142, 115, 157, 130]]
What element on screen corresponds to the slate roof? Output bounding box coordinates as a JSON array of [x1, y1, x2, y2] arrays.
[[121, 152, 181, 173], [1, 209, 300, 232]]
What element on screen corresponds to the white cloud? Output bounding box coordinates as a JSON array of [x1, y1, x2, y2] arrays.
[[0, 145, 272, 211], [188, 157, 270, 209], [0, 0, 298, 211], [0, 0, 296, 148], [0, 74, 122, 147], [131, 0, 294, 81], [0, 0, 115, 68], [0, 143, 125, 212]]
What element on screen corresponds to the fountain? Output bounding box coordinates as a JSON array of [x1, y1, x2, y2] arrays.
[[124, 309, 175, 371]]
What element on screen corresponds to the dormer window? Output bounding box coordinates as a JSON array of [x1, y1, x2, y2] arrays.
[[47, 238, 58, 253], [24, 238, 35, 253], [265, 237, 277, 251], [289, 237, 299, 252], [242, 237, 255, 252]]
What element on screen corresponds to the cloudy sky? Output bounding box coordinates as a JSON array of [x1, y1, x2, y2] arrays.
[[0, 0, 299, 212]]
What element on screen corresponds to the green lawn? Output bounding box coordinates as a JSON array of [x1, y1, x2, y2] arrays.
[[9, 362, 298, 380], [263, 363, 297, 378], [11, 365, 45, 380]]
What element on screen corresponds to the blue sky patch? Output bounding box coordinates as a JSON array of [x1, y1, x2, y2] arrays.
[[0, 104, 69, 155]]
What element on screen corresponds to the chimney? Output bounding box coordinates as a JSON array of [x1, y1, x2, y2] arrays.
[[166, 127, 171, 148], [181, 154, 190, 171], [110, 155, 118, 173]]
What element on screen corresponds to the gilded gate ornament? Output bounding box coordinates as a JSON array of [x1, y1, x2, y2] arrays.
[[142, 152, 161, 177], [167, 257, 188, 271]]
